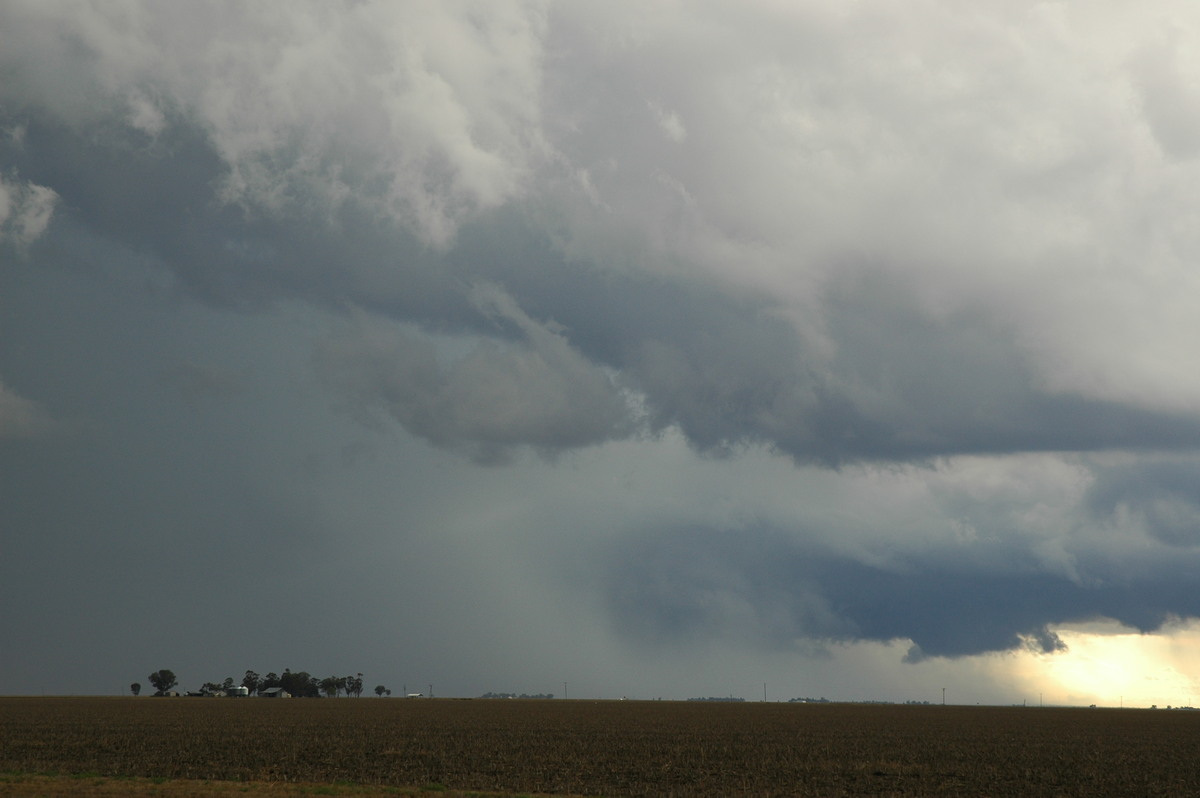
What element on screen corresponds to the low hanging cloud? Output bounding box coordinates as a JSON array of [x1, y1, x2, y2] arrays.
[[314, 284, 633, 464], [605, 518, 1200, 660]]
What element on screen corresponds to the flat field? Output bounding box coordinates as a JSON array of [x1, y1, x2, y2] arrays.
[[3, 697, 1200, 796]]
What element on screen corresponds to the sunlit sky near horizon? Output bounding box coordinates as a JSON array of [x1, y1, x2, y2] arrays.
[[7, 1, 1200, 705]]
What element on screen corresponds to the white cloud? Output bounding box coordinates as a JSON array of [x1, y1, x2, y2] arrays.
[[0, 0, 551, 245], [0, 173, 57, 246], [534, 1, 1200, 413]]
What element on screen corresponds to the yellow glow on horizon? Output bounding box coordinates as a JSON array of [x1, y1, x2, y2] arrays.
[[1006, 620, 1200, 708]]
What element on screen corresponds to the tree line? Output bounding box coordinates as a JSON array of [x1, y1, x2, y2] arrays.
[[133, 669, 389, 698]]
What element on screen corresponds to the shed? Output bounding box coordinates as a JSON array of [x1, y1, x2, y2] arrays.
[[260, 687, 291, 698]]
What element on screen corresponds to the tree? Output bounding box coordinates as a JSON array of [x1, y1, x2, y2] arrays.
[[242, 670, 261, 695], [375, 684, 387, 697], [320, 676, 340, 698], [130, 682, 141, 696], [221, 677, 235, 691], [148, 669, 177, 695], [348, 673, 364, 698], [280, 669, 319, 698]]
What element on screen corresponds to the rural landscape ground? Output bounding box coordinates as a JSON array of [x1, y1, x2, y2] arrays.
[[3, 696, 1200, 796]]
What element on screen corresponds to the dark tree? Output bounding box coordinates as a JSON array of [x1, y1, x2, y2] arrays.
[[348, 673, 364, 697], [221, 677, 235, 691], [148, 669, 177, 695], [374, 684, 387, 697], [242, 670, 261, 695], [130, 682, 141, 696], [279, 669, 319, 697]]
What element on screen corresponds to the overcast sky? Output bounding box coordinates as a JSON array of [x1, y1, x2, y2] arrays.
[[6, 0, 1200, 705]]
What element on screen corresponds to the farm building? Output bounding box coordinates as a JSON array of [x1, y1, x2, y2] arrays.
[[259, 687, 290, 698]]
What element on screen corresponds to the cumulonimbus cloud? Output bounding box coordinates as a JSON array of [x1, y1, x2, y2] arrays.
[[6, 1, 1200, 467], [9, 0, 1200, 666]]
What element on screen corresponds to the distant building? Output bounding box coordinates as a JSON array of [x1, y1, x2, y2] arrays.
[[260, 687, 291, 698]]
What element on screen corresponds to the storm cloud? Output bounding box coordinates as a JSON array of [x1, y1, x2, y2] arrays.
[[6, 1, 1200, 700]]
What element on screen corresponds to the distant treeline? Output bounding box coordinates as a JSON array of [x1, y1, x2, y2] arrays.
[[687, 696, 746, 702], [788, 697, 933, 705], [223, 669, 366, 698], [479, 692, 555, 699], [136, 669, 373, 697]]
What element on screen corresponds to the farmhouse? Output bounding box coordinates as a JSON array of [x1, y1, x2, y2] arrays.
[[259, 687, 291, 698]]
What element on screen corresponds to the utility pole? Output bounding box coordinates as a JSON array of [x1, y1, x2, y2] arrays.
[[563, 682, 567, 700], [942, 687, 945, 706]]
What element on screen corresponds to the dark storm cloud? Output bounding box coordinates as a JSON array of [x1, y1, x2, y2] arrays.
[[8, 1, 1200, 694], [812, 271, 1200, 462], [12, 100, 1200, 467], [312, 284, 634, 464], [606, 523, 1200, 659]]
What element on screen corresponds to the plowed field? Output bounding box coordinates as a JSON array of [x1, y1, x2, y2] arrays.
[[3, 697, 1199, 796]]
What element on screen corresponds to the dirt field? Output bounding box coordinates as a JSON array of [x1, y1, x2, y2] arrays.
[[3, 696, 1199, 796]]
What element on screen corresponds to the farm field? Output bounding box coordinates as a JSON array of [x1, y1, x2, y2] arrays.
[[3, 697, 1200, 796]]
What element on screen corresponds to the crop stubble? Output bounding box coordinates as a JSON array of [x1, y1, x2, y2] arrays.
[[3, 697, 1200, 796]]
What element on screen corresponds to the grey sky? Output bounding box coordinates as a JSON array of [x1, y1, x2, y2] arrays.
[[4, 1, 1200, 704]]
